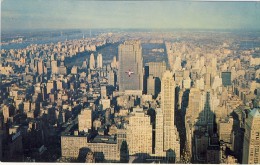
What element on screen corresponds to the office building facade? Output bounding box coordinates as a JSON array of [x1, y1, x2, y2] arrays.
[[118, 41, 143, 92]]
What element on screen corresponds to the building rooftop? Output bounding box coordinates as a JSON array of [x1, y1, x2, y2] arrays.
[[90, 135, 117, 144], [249, 108, 260, 118]]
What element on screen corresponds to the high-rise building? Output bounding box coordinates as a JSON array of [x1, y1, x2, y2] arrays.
[[100, 98, 110, 110], [161, 70, 175, 150], [61, 135, 119, 161], [147, 75, 155, 96], [89, 53, 95, 69], [185, 88, 204, 126], [59, 62, 67, 75], [51, 60, 58, 74], [161, 70, 180, 161], [155, 108, 164, 156], [118, 41, 143, 92], [47, 80, 55, 94], [105, 108, 111, 125], [126, 110, 152, 155], [97, 53, 103, 69], [23, 101, 31, 113], [111, 56, 117, 69], [3, 105, 10, 123], [78, 108, 92, 132], [71, 66, 78, 74], [100, 86, 107, 99], [211, 57, 217, 75], [242, 108, 260, 164], [107, 69, 115, 87], [174, 56, 182, 71], [37, 60, 44, 75], [218, 116, 233, 143], [183, 77, 191, 89], [221, 72, 232, 87], [145, 61, 166, 96], [57, 80, 63, 90], [147, 61, 167, 80], [211, 75, 222, 91]]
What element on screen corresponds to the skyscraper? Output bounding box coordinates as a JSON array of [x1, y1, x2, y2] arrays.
[[118, 41, 143, 92], [78, 108, 92, 132], [161, 70, 180, 160], [58, 61, 67, 75], [174, 56, 182, 71], [51, 60, 58, 74], [37, 60, 44, 75], [147, 61, 167, 80], [126, 110, 152, 155], [221, 72, 232, 87], [155, 108, 164, 156], [211, 57, 217, 74], [89, 53, 95, 70], [145, 61, 167, 96], [147, 75, 155, 96], [97, 53, 103, 69], [107, 68, 115, 87], [111, 56, 117, 69], [161, 70, 175, 149], [242, 108, 260, 164]]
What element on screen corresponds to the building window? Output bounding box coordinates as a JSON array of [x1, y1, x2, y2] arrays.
[[256, 132, 259, 140], [255, 146, 259, 155]]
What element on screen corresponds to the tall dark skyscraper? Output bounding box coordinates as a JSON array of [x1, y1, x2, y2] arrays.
[[118, 41, 143, 92], [221, 72, 232, 87]]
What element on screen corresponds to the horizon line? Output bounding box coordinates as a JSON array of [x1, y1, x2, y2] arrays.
[[2, 27, 260, 33]]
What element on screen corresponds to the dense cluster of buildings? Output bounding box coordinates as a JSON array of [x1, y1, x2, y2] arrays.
[[0, 31, 260, 163]]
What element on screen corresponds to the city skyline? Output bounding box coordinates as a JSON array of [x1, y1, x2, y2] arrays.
[[1, 0, 260, 163], [1, 28, 260, 163], [1, 0, 260, 31]]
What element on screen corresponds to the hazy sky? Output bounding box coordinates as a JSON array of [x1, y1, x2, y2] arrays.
[[1, 0, 260, 31]]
